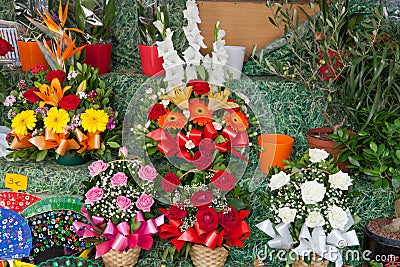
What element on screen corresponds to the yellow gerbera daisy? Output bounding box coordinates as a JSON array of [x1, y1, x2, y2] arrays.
[[44, 107, 70, 133], [11, 110, 37, 136], [81, 108, 109, 133]]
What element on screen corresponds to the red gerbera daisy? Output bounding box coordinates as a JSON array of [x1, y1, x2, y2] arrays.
[[189, 99, 213, 126], [224, 111, 249, 131]]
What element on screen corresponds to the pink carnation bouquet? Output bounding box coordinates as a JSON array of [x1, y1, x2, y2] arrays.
[[73, 152, 164, 258]]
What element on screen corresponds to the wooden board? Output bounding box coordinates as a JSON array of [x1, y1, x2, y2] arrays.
[[198, 1, 315, 58]]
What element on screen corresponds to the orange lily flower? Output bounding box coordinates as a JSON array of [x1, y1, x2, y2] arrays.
[[35, 78, 71, 107]]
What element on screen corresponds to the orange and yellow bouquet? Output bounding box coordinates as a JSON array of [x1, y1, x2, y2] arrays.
[[3, 63, 120, 161]]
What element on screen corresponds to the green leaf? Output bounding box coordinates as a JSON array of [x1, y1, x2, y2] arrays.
[[370, 142, 378, 153], [106, 141, 120, 148], [36, 150, 48, 162], [348, 156, 360, 167], [196, 65, 206, 81], [227, 198, 246, 210]]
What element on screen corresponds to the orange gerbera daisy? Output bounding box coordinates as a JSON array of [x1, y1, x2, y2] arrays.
[[224, 111, 249, 131], [158, 111, 186, 129], [189, 99, 213, 126]]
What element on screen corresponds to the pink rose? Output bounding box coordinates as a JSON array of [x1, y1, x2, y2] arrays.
[[111, 172, 128, 187], [119, 147, 128, 157], [135, 193, 154, 212], [138, 165, 158, 181], [116, 196, 132, 210], [85, 187, 104, 204], [88, 160, 109, 177]]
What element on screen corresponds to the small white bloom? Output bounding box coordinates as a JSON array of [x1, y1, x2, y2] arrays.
[[153, 20, 164, 35], [161, 100, 170, 108], [160, 88, 166, 94], [213, 40, 226, 52], [217, 29, 226, 40], [305, 211, 325, 228], [236, 92, 250, 105], [183, 46, 203, 66], [145, 88, 153, 94], [328, 205, 349, 230], [202, 55, 212, 71], [301, 180, 326, 204], [145, 120, 151, 129], [269, 171, 290, 191], [278, 207, 297, 223], [212, 122, 222, 131], [150, 94, 158, 100], [183, 110, 191, 118], [309, 148, 330, 163], [185, 140, 195, 149], [137, 124, 142, 130], [212, 50, 229, 66], [3, 95, 16, 107], [185, 65, 198, 81], [77, 91, 87, 99], [329, 171, 352, 190]]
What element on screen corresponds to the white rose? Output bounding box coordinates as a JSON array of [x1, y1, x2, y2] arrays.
[[329, 171, 352, 190], [301, 180, 326, 204], [305, 211, 325, 228], [309, 148, 330, 163], [278, 207, 297, 223], [328, 205, 349, 230], [269, 171, 290, 191]]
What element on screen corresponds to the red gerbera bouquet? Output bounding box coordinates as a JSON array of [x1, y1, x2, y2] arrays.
[[145, 80, 254, 193]]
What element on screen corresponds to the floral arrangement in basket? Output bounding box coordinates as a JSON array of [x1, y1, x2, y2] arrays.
[[159, 186, 251, 259], [139, 79, 255, 260], [3, 63, 120, 162], [73, 151, 164, 261], [256, 148, 360, 267]]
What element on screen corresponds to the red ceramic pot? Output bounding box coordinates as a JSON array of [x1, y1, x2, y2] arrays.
[[84, 43, 112, 74], [139, 45, 164, 76]]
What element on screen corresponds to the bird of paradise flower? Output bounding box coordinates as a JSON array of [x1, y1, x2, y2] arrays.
[[27, 0, 86, 70]]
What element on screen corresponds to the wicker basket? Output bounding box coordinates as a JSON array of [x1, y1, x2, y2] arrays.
[[189, 244, 229, 267], [292, 254, 330, 267], [101, 247, 141, 267]]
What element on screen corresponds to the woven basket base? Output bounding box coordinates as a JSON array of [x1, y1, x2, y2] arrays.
[[189, 244, 229, 267], [102, 247, 141, 267], [292, 254, 330, 267]]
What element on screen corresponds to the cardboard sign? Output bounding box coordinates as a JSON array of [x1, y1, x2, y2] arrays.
[[5, 173, 28, 192]]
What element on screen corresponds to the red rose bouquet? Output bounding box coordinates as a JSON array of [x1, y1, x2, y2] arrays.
[[158, 187, 250, 258], [3, 63, 120, 162]]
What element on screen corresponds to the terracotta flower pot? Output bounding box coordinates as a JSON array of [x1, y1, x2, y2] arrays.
[[258, 134, 294, 174], [306, 127, 355, 172], [17, 40, 50, 72], [84, 43, 112, 74], [139, 45, 164, 76]]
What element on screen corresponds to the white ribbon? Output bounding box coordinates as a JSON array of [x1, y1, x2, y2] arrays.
[[292, 209, 359, 267], [327, 209, 360, 248], [256, 219, 295, 249], [0, 126, 12, 160]]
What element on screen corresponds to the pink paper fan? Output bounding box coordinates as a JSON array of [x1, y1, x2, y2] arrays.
[[0, 192, 41, 213]]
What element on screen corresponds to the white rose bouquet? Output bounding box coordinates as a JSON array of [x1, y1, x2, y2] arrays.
[[256, 148, 359, 267]]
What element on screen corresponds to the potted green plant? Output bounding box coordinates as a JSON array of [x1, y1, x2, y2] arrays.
[[136, 0, 169, 76], [254, 0, 382, 170], [73, 0, 116, 74], [13, 0, 51, 71], [331, 109, 400, 264]]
